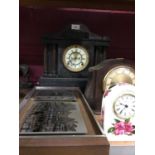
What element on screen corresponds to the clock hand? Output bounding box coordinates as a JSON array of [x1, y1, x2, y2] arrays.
[[120, 107, 126, 114], [120, 103, 124, 106]]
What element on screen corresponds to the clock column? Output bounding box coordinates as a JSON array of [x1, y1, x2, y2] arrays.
[[94, 46, 107, 65], [43, 46, 48, 76], [43, 44, 58, 77], [50, 44, 57, 76]]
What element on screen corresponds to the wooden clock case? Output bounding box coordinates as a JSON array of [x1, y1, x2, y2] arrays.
[[84, 58, 135, 112], [39, 24, 110, 92]]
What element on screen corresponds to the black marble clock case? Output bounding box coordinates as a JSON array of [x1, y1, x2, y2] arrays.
[[39, 24, 110, 92]]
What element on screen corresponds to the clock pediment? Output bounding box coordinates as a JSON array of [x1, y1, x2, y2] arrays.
[[42, 23, 110, 44]]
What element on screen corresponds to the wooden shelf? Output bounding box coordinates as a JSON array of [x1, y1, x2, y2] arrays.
[[110, 141, 134, 146], [20, 0, 135, 11]]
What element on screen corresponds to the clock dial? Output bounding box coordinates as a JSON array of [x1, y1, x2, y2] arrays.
[[63, 45, 89, 72], [103, 66, 135, 91], [113, 94, 135, 119]]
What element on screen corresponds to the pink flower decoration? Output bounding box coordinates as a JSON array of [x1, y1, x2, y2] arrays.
[[114, 121, 125, 135], [108, 119, 135, 135], [124, 122, 134, 134]]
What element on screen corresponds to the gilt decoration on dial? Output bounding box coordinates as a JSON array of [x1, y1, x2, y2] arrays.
[[103, 66, 135, 91], [113, 93, 135, 119], [63, 45, 89, 72]]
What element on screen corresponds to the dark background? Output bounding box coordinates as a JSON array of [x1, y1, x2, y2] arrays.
[[19, 6, 135, 83]]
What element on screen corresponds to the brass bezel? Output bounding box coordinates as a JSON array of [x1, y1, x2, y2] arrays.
[[62, 45, 89, 72], [103, 66, 135, 91], [113, 93, 135, 120]]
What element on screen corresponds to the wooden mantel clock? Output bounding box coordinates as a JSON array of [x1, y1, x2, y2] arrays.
[[39, 24, 110, 92], [84, 58, 135, 112]]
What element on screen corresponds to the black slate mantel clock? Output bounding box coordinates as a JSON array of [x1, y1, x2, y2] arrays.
[[39, 24, 110, 92]]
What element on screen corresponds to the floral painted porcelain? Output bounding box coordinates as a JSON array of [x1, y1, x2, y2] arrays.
[[101, 83, 135, 141]]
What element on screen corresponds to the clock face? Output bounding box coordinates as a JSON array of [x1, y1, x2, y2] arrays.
[[63, 45, 89, 72], [113, 93, 135, 119], [103, 66, 135, 91]]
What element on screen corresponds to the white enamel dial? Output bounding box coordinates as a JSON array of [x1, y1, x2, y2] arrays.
[[113, 94, 135, 119], [63, 45, 89, 72]]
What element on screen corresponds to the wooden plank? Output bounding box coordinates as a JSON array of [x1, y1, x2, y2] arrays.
[[20, 145, 109, 155], [110, 141, 135, 146], [19, 0, 135, 11], [20, 136, 109, 147]]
